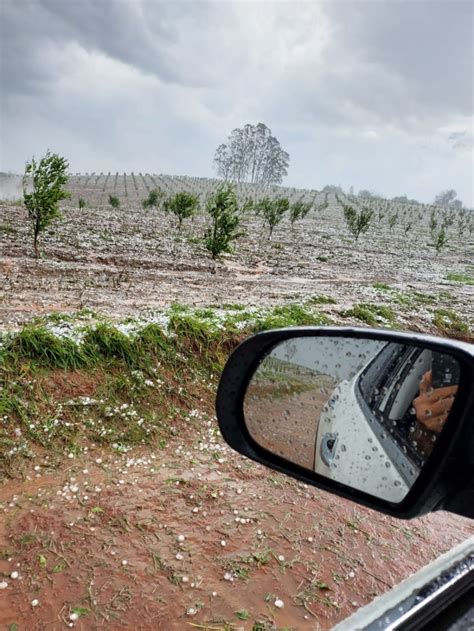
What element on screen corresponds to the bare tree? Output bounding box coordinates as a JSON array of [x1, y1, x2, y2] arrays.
[[213, 123, 290, 186]]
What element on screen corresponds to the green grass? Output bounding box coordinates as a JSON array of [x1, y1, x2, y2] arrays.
[[253, 304, 331, 331], [433, 309, 470, 337], [446, 272, 474, 285], [1, 301, 331, 475], [305, 294, 337, 305], [343, 303, 396, 327], [372, 282, 391, 291]]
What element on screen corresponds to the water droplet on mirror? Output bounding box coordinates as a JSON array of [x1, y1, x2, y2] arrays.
[[385, 462, 391, 468], [364, 455, 371, 460], [340, 444, 346, 452], [394, 480, 401, 487]]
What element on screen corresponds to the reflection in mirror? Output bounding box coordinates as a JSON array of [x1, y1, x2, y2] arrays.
[[243, 337, 460, 503]]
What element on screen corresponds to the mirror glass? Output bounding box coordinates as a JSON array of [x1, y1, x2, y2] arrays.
[[243, 337, 461, 502]]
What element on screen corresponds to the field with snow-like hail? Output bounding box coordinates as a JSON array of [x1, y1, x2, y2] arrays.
[[0, 173, 473, 630]]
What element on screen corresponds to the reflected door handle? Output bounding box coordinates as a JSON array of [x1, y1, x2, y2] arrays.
[[320, 432, 338, 467]]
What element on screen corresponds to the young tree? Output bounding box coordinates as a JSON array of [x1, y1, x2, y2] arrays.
[[388, 212, 398, 231], [289, 199, 312, 227], [164, 192, 199, 230], [22, 151, 70, 258], [203, 183, 244, 260], [78, 197, 86, 209], [433, 224, 448, 254], [256, 196, 290, 239], [142, 188, 164, 210], [109, 194, 120, 208], [342, 204, 373, 241]]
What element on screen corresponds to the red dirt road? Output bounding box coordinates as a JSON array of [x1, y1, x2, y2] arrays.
[[1, 421, 472, 630]]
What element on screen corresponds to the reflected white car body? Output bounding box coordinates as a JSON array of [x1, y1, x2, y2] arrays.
[[314, 345, 432, 502], [315, 378, 408, 501]]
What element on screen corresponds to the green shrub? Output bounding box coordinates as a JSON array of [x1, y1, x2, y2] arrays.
[[108, 194, 120, 208], [164, 192, 199, 230], [203, 183, 244, 260]]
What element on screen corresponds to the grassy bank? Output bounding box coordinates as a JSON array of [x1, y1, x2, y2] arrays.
[[0, 302, 332, 477], [0, 299, 471, 478]]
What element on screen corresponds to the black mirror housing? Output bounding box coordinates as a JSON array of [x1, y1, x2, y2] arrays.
[[216, 327, 474, 519]]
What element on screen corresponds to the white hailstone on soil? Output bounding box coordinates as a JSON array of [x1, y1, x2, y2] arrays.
[[69, 613, 79, 621], [186, 607, 197, 616], [0, 581, 8, 589], [175, 553, 184, 561], [31, 599, 39, 607], [274, 599, 284, 609], [348, 571, 355, 578], [10, 571, 19, 579], [223, 572, 233, 581], [95, 458, 102, 464], [212, 591, 217, 597], [277, 555, 285, 562], [181, 576, 189, 583], [121, 560, 128, 566], [176, 534, 185, 543], [307, 536, 313, 543], [220, 540, 226, 547]]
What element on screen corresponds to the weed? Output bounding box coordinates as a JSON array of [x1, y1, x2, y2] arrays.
[[446, 272, 474, 285], [343, 303, 396, 326], [254, 304, 331, 331], [433, 309, 470, 337], [372, 282, 391, 291], [305, 294, 336, 305]]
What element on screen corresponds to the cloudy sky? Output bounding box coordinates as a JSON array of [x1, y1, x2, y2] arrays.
[[1, 0, 473, 205]]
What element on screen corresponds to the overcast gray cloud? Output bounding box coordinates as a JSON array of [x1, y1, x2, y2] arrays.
[[1, 0, 473, 205]]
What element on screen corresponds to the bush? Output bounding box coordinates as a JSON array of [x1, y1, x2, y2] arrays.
[[164, 192, 199, 230], [142, 188, 164, 210], [108, 194, 120, 209]]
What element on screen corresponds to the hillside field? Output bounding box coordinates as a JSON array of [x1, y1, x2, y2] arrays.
[[0, 173, 473, 630]]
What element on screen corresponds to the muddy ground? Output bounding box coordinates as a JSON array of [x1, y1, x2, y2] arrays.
[[1, 417, 472, 631], [1, 175, 473, 331], [1, 175, 473, 629]]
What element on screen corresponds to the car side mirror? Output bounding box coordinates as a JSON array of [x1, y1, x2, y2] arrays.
[[216, 327, 474, 519]]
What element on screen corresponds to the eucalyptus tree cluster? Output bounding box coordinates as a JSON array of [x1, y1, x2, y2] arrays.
[[214, 123, 290, 186], [434, 189, 463, 209]]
